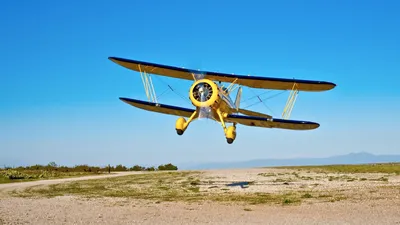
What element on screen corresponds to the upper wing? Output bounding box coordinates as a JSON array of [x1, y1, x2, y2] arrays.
[[226, 114, 319, 130], [109, 57, 336, 92], [119, 97, 195, 118]]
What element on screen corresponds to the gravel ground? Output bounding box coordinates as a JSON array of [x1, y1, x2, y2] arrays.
[[0, 168, 399, 225]]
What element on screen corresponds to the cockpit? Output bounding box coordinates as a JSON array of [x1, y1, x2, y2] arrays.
[[221, 86, 229, 94]]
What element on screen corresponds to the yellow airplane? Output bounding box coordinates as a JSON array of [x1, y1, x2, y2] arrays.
[[109, 57, 336, 144]]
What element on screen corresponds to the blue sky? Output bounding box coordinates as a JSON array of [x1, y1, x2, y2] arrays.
[[1, 0, 400, 167]]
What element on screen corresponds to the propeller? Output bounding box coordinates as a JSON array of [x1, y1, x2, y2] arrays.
[[190, 71, 213, 119]]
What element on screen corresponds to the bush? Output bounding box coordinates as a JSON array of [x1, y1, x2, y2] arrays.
[[146, 166, 156, 171], [130, 165, 146, 171], [0, 170, 33, 179], [1, 162, 180, 181], [158, 163, 178, 171], [114, 164, 128, 171]]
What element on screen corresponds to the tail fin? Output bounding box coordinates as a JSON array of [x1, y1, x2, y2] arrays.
[[234, 86, 242, 111]]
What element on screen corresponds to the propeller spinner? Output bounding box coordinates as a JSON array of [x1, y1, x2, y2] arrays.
[[192, 81, 213, 118], [190, 71, 218, 119]]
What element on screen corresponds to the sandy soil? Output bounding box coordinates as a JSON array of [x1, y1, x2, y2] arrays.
[[0, 168, 399, 225]]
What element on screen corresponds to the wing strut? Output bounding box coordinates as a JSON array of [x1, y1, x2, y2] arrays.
[[226, 78, 239, 94], [138, 64, 158, 103], [282, 83, 299, 119]]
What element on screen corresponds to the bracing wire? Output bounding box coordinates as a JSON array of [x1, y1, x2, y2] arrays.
[[242, 90, 287, 113], [154, 87, 171, 101], [152, 76, 192, 105], [149, 74, 287, 117], [240, 89, 273, 104]]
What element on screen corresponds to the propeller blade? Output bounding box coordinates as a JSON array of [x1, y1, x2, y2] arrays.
[[197, 82, 212, 119], [190, 70, 213, 119]]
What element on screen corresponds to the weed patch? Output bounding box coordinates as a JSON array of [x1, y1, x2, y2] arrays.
[[272, 163, 400, 174]]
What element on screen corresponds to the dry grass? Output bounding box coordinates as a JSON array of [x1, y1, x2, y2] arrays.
[[273, 163, 400, 174], [11, 170, 349, 206], [0, 170, 105, 184], [8, 163, 400, 207]]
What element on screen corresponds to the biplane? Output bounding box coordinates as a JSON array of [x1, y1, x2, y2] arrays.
[[109, 56, 336, 144]]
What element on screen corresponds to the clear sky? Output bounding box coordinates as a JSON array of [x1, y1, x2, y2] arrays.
[[1, 0, 400, 167]]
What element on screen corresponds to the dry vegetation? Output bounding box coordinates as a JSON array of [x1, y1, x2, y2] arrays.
[[10, 162, 400, 206], [1, 163, 400, 225], [2, 163, 398, 207], [0, 162, 178, 184], [0, 169, 100, 184], [13, 171, 308, 205], [272, 163, 400, 174]]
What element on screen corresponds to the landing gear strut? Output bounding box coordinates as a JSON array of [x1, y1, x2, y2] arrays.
[[216, 109, 237, 144], [175, 109, 237, 144]]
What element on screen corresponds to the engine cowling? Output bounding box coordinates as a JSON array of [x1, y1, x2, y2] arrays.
[[189, 79, 220, 108]]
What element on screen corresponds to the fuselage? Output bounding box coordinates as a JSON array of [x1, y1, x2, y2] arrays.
[[211, 85, 240, 122], [218, 86, 236, 108], [188, 78, 239, 122], [178, 78, 239, 143]]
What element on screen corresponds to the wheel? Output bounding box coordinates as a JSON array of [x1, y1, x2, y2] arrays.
[[226, 138, 234, 144], [176, 129, 184, 135], [175, 117, 187, 135], [225, 126, 236, 144]]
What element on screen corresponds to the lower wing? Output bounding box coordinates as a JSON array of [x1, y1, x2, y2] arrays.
[[119, 97, 195, 118], [119, 98, 318, 130], [226, 114, 319, 130]]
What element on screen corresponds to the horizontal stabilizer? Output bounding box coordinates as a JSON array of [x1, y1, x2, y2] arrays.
[[226, 114, 319, 130], [237, 108, 272, 119]]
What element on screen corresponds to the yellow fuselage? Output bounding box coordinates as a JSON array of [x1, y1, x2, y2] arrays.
[[188, 78, 236, 122], [175, 78, 238, 143]]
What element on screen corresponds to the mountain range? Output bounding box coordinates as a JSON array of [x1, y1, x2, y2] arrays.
[[178, 152, 400, 170]]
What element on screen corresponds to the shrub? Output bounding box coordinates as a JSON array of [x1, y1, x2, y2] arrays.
[[114, 164, 128, 171], [146, 166, 156, 171], [0, 170, 34, 179], [130, 165, 146, 171], [158, 163, 178, 171]]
